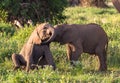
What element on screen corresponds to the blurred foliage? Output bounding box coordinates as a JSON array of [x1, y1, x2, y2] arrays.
[[0, 0, 67, 24], [0, 22, 15, 37], [0, 9, 8, 22]]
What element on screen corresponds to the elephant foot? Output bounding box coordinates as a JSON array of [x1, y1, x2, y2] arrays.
[[99, 65, 107, 71], [21, 66, 26, 70], [52, 65, 56, 70], [99, 68, 107, 71], [13, 66, 20, 71], [70, 61, 81, 66], [31, 64, 38, 70]]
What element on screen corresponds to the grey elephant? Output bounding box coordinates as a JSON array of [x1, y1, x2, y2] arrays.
[[12, 23, 56, 72], [39, 23, 108, 71]]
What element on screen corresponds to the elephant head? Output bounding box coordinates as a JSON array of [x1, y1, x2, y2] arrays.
[[39, 23, 56, 44], [27, 23, 55, 45]]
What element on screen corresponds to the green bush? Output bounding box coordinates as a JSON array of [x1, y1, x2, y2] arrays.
[[0, 0, 67, 24], [0, 9, 8, 22], [0, 22, 15, 37]]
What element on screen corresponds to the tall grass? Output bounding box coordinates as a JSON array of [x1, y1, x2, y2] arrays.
[[0, 6, 120, 82]]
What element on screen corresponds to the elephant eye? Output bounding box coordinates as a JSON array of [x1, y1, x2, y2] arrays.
[[44, 26, 48, 29], [43, 30, 46, 34]]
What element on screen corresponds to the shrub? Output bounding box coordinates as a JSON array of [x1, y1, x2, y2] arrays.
[[0, 9, 8, 22], [0, 0, 67, 24], [0, 22, 15, 37]]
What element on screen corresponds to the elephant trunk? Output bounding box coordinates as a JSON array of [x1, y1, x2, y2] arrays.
[[42, 27, 56, 44]]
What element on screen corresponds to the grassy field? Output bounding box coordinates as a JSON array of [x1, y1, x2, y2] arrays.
[[0, 6, 120, 83]]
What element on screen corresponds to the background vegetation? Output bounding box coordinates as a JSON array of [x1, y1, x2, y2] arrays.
[[0, 1, 120, 83], [0, 0, 67, 24]]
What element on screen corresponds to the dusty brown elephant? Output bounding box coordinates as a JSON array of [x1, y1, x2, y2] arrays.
[[12, 23, 56, 72], [40, 23, 108, 71]]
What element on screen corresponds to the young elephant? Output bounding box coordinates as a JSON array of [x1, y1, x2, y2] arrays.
[[40, 23, 108, 71], [12, 23, 55, 72]]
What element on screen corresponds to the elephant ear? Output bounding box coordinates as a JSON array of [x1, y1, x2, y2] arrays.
[[32, 30, 42, 45]]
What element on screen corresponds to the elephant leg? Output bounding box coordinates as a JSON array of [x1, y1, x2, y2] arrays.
[[44, 46, 56, 70], [31, 64, 38, 70], [12, 53, 26, 70], [26, 55, 34, 72], [66, 44, 72, 60], [25, 45, 34, 72], [95, 47, 107, 71], [67, 43, 83, 65]]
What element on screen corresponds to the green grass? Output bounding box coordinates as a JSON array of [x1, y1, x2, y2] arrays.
[[1, 6, 120, 82]]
